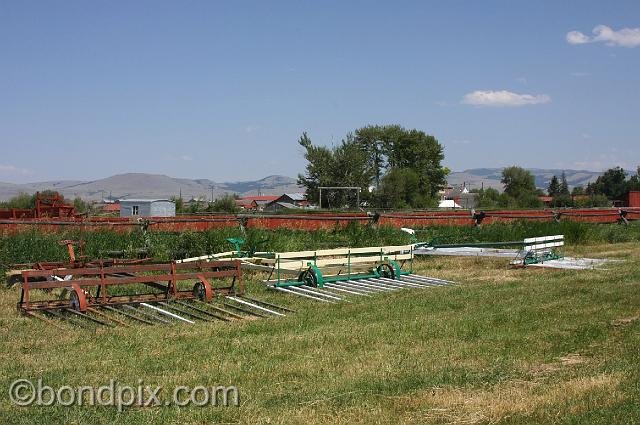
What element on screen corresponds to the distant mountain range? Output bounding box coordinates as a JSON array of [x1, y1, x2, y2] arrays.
[[0, 173, 303, 202], [446, 168, 603, 191], [0, 168, 605, 202]]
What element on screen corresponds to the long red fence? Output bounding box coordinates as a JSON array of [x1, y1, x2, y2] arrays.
[[1, 208, 639, 235]]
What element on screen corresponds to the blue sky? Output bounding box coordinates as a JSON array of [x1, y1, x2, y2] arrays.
[[1, 1, 639, 183]]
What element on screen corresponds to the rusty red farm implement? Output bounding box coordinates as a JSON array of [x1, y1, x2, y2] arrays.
[[17, 259, 291, 327]]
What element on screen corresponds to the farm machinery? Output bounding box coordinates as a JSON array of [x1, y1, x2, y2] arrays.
[[10, 239, 290, 328], [180, 238, 456, 302]]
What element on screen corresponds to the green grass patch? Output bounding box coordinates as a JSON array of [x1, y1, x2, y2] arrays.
[[1, 240, 639, 423]]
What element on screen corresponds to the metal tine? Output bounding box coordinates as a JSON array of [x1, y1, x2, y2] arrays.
[[383, 278, 428, 289], [122, 304, 173, 325], [408, 274, 456, 285], [371, 276, 419, 287], [333, 281, 382, 293], [141, 302, 195, 324], [286, 285, 343, 301], [364, 278, 411, 289], [311, 286, 351, 302], [400, 277, 448, 287], [322, 283, 371, 296], [87, 307, 130, 327], [222, 301, 268, 317], [26, 311, 69, 331], [407, 273, 454, 282], [226, 296, 286, 316], [373, 277, 424, 288], [347, 279, 396, 291], [66, 308, 115, 327], [238, 295, 295, 313], [158, 302, 212, 322], [349, 279, 398, 291], [45, 309, 93, 329], [289, 286, 344, 302], [398, 276, 443, 287], [104, 305, 155, 325], [173, 300, 230, 321], [401, 274, 448, 285], [269, 285, 332, 302], [338, 280, 386, 291], [192, 299, 245, 320]]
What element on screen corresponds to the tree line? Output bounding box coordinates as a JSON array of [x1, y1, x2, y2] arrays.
[[297, 125, 448, 209], [474, 166, 640, 209]]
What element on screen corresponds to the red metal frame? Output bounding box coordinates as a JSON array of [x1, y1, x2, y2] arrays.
[[18, 260, 243, 312]]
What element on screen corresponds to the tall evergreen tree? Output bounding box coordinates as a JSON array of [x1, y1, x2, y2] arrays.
[[547, 175, 560, 197], [559, 171, 570, 195]]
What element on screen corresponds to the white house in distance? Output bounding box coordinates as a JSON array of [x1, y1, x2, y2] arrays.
[[119, 199, 176, 217]]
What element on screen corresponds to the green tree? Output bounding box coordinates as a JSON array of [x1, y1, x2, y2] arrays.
[[474, 188, 502, 209], [589, 167, 628, 200], [73, 197, 93, 214], [547, 176, 560, 197], [628, 167, 640, 192], [355, 125, 447, 199], [501, 166, 537, 198], [499, 166, 542, 208], [299, 125, 447, 209], [170, 195, 184, 213], [377, 167, 428, 209], [207, 195, 240, 213], [297, 132, 373, 208], [571, 186, 585, 196], [0, 192, 33, 209], [559, 171, 570, 196]]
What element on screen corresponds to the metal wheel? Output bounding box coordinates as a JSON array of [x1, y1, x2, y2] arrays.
[[377, 263, 395, 279], [69, 290, 81, 310], [193, 281, 207, 301], [298, 269, 318, 287]]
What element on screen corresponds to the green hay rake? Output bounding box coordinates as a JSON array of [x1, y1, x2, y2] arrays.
[[265, 245, 414, 288], [179, 239, 455, 303]]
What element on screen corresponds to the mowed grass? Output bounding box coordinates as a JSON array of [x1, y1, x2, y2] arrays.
[[1, 242, 639, 424]]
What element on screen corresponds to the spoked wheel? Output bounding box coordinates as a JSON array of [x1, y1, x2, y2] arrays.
[[68, 286, 88, 311], [377, 263, 396, 279], [298, 269, 318, 287], [69, 290, 81, 310], [193, 281, 207, 301], [192, 280, 212, 302]]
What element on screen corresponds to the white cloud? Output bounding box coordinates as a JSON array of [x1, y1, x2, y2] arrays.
[[567, 25, 640, 48], [566, 31, 590, 45], [571, 72, 590, 77], [461, 90, 551, 107], [0, 164, 33, 176], [165, 154, 193, 162]]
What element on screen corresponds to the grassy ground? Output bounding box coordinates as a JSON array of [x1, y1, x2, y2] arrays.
[[1, 241, 639, 424]]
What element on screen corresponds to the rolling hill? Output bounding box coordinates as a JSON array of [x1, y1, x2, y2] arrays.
[[0, 168, 606, 202]]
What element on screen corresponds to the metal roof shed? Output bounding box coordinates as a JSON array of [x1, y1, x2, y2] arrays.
[[119, 199, 175, 217]]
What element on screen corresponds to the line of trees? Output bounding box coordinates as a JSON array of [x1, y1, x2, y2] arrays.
[[297, 125, 448, 209], [473, 165, 640, 209], [473, 166, 544, 209]]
